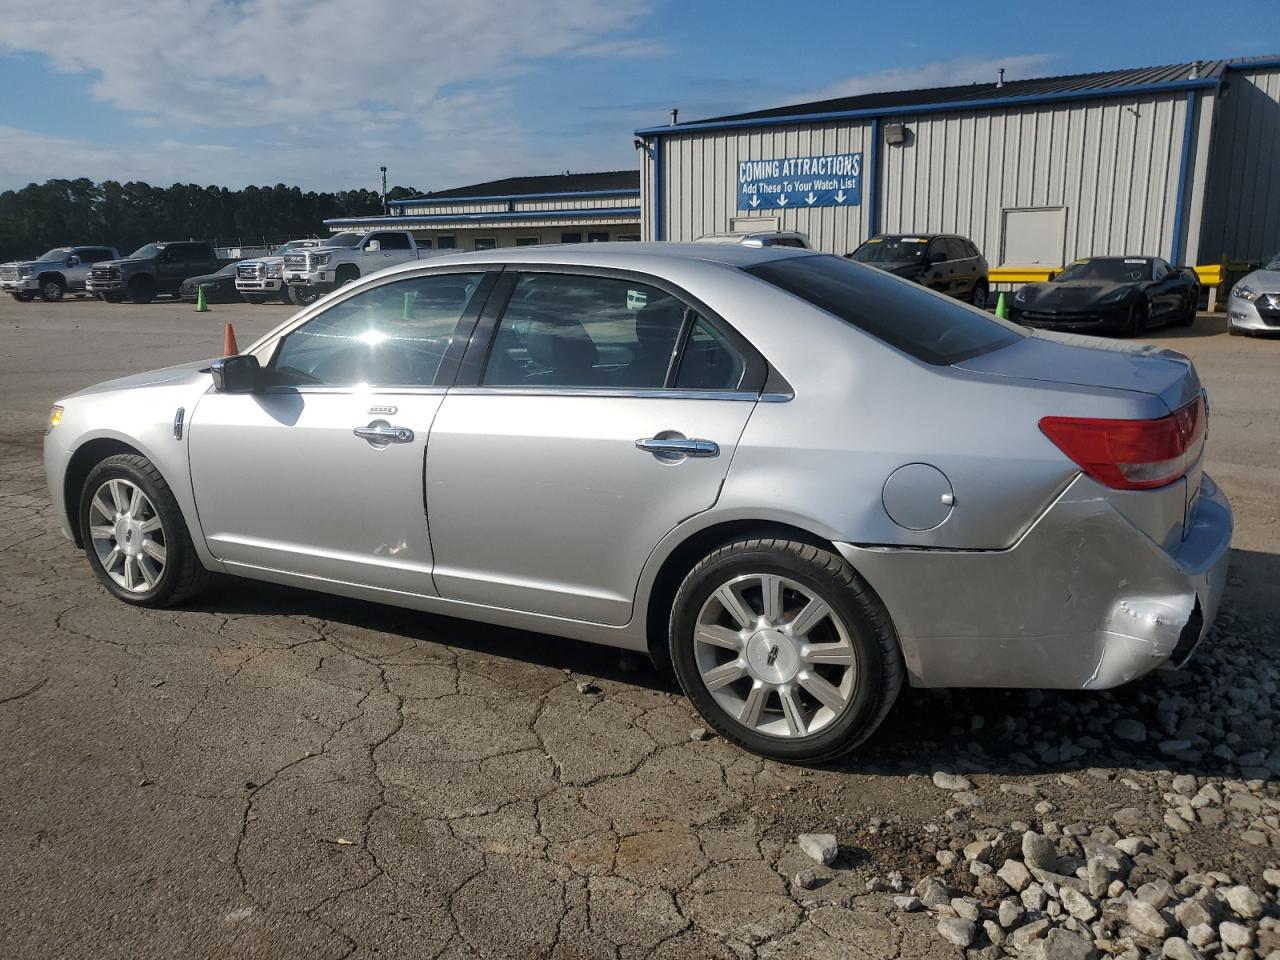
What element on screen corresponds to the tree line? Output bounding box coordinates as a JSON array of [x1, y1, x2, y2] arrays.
[[0, 178, 423, 262]]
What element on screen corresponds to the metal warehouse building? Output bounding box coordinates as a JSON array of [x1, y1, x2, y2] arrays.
[[324, 171, 640, 249], [636, 57, 1280, 270]]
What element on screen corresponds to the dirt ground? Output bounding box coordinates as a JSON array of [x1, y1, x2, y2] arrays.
[[1, 294, 1277, 959]]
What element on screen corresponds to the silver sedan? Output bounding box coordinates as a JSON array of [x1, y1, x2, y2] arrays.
[[43, 243, 1232, 762]]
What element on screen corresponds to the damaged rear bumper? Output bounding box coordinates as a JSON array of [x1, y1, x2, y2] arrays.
[[837, 472, 1232, 690]]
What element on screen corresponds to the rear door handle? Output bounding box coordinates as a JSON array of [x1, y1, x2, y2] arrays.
[[354, 423, 415, 444], [636, 437, 719, 458]]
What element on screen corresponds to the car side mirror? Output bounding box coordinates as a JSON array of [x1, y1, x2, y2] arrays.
[[365, 240, 380, 253], [210, 354, 261, 394], [66, 255, 80, 266], [1046, 270, 1057, 281]]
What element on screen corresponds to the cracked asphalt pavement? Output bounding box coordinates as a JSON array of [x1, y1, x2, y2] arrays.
[[1, 298, 1278, 958]]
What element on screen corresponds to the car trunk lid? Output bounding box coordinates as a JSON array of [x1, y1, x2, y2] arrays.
[[953, 329, 1200, 411]]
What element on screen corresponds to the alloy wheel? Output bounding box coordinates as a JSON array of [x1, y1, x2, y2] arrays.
[[42, 281, 64, 301], [693, 573, 857, 738], [87, 478, 167, 592]]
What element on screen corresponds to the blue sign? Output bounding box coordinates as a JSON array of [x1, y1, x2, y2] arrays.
[[737, 152, 862, 211]]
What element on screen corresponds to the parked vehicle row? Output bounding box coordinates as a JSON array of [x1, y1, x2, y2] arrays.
[[43, 242, 1231, 762], [234, 239, 326, 304]]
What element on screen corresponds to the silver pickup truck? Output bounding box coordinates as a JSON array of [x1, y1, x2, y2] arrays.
[[282, 229, 426, 305], [0, 245, 121, 302], [234, 239, 327, 304]]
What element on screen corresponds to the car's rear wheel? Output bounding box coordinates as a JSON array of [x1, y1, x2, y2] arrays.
[[10, 292, 34, 302], [128, 276, 156, 304], [970, 280, 988, 310], [669, 537, 903, 763], [40, 277, 66, 301], [78, 454, 211, 607]]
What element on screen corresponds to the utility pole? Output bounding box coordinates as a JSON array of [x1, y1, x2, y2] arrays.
[[380, 166, 388, 215]]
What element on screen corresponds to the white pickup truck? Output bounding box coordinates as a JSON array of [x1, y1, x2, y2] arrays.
[[281, 229, 425, 305], [235, 239, 327, 304]]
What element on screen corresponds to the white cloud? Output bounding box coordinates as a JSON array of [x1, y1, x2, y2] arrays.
[[0, 0, 652, 190], [784, 53, 1059, 107]]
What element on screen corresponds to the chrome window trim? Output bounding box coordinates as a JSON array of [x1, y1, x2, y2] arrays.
[[260, 385, 449, 397], [447, 386, 768, 402]]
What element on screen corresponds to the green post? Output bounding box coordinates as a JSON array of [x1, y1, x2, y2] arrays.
[[995, 291, 1007, 319]]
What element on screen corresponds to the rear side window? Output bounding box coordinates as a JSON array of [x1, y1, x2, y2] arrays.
[[746, 255, 1022, 365], [945, 238, 968, 261]]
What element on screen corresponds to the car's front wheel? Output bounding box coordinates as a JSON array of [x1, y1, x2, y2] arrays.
[[1175, 291, 1197, 327], [40, 277, 66, 301], [669, 537, 903, 763], [79, 454, 211, 607], [1124, 299, 1149, 337]]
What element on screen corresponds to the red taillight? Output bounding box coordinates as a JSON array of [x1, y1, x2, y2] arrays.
[[1039, 395, 1206, 491]]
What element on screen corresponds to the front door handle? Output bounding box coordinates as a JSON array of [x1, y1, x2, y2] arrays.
[[636, 437, 719, 458], [354, 423, 415, 445]]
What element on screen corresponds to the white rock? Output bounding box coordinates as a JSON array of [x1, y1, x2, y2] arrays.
[[1023, 831, 1060, 872], [797, 833, 838, 866], [998, 898, 1024, 929], [1061, 886, 1099, 921], [998, 858, 1033, 892], [951, 897, 980, 921], [1219, 921, 1253, 949], [1186, 923, 1216, 948], [893, 895, 922, 912], [1129, 900, 1172, 939], [1224, 884, 1264, 920], [1035, 927, 1098, 960], [1161, 937, 1203, 960], [937, 917, 976, 947], [933, 771, 974, 791], [1022, 883, 1048, 912]]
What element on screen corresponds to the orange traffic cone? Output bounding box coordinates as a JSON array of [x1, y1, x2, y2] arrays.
[[223, 323, 239, 356]]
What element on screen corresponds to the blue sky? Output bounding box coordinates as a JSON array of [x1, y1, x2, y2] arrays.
[[0, 0, 1274, 193]]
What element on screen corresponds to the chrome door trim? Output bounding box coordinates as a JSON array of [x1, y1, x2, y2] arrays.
[[261, 385, 449, 397]]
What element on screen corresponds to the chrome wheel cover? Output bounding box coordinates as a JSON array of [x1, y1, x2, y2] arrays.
[[42, 281, 63, 300], [693, 573, 857, 738], [88, 478, 167, 593]]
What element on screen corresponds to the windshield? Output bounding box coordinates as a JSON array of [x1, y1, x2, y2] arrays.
[[278, 239, 316, 252], [216, 262, 239, 277], [849, 236, 929, 263], [1265, 250, 1280, 271], [746, 254, 1022, 365], [323, 232, 362, 248], [1055, 258, 1151, 283], [128, 243, 162, 259], [38, 247, 71, 262]]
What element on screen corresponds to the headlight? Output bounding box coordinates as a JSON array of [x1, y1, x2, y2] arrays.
[[47, 405, 63, 432], [311, 253, 331, 267], [18, 266, 31, 278], [1015, 287, 1031, 302], [1233, 283, 1261, 302], [266, 263, 282, 278]]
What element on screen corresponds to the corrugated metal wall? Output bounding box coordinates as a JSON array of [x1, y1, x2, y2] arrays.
[[654, 122, 874, 252], [645, 91, 1196, 266], [877, 92, 1188, 264], [1200, 68, 1280, 263]]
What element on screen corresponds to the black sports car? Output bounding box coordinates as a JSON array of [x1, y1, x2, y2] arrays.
[[178, 262, 243, 304], [1009, 256, 1199, 336]]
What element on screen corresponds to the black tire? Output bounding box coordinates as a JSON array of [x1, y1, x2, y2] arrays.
[[288, 284, 325, 306], [78, 454, 211, 608], [39, 276, 66, 302], [1125, 298, 1149, 337], [1175, 291, 1197, 327], [10, 291, 34, 302], [669, 537, 904, 764], [128, 275, 156, 304], [1228, 325, 1244, 337], [969, 280, 989, 310], [277, 288, 293, 304]]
